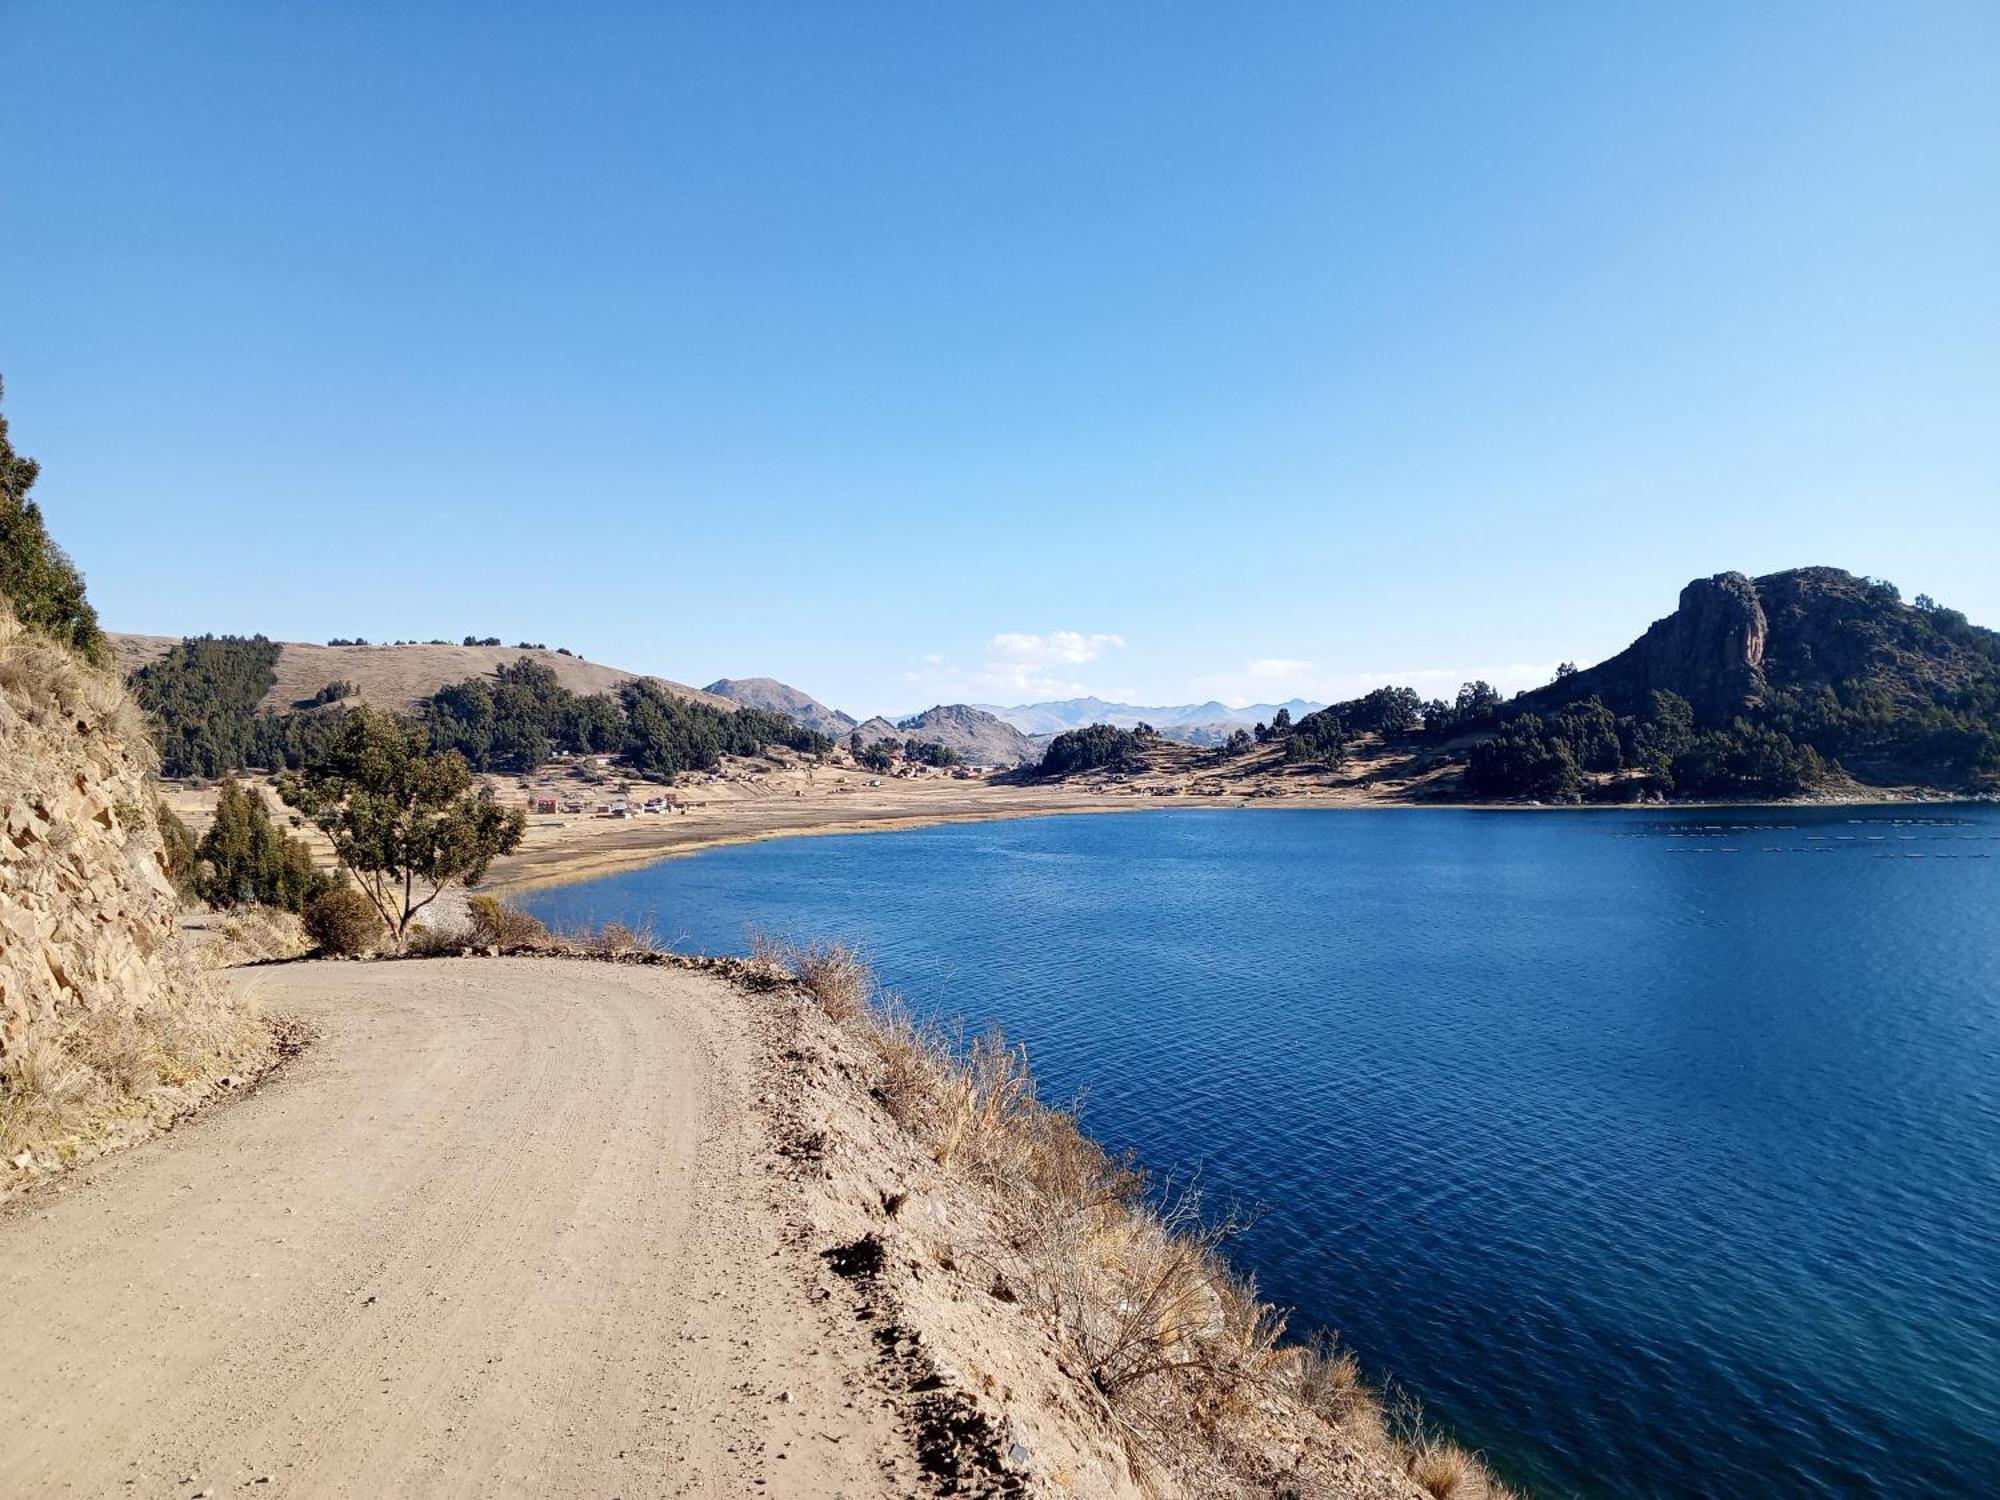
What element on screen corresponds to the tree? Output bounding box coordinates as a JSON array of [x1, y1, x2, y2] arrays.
[[1283, 707, 1347, 767], [0, 375, 104, 663], [279, 708, 525, 944], [1554, 697, 1621, 772], [194, 776, 330, 911], [1628, 689, 1695, 780]]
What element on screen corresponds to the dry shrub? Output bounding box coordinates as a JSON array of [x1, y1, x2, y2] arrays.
[[750, 934, 873, 1020], [403, 922, 475, 958], [68, 1011, 158, 1096], [742, 932, 792, 991], [199, 905, 310, 969], [303, 887, 382, 956], [468, 895, 549, 949], [562, 914, 664, 956], [0, 1035, 99, 1153], [790, 940, 871, 1020], [1408, 1437, 1485, 1499], [933, 1030, 1037, 1173], [871, 1003, 952, 1128]]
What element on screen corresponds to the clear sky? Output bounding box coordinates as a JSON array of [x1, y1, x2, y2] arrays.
[[4, 3, 1995, 717]]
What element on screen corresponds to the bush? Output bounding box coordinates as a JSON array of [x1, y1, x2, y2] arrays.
[[467, 895, 549, 948], [402, 922, 474, 958], [303, 887, 382, 956]]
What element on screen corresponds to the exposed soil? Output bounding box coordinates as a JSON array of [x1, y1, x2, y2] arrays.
[[0, 958, 914, 1497]]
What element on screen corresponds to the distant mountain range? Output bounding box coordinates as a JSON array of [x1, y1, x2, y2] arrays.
[[977, 696, 1326, 744]]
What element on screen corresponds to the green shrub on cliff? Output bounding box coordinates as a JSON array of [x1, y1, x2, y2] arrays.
[[0, 376, 104, 665]]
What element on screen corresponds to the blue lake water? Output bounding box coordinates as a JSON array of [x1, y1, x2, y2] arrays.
[[523, 805, 2000, 1498]]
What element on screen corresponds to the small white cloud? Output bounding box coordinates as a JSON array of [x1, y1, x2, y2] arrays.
[[1246, 657, 1312, 681], [896, 631, 1129, 705], [986, 631, 1126, 671]]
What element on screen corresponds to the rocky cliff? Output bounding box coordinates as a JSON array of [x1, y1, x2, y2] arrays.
[[1, 606, 262, 1175], [1520, 566, 2000, 731], [1522, 571, 1769, 723]]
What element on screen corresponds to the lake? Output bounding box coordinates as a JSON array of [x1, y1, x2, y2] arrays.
[[522, 804, 2000, 1498]]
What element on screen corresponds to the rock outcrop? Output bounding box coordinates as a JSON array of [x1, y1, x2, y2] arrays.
[[1626, 571, 1770, 721], [1, 606, 259, 1170]]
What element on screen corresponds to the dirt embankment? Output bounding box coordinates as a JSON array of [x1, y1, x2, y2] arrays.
[[1, 607, 267, 1178]]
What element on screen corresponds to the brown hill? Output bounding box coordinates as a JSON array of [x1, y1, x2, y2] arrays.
[[704, 677, 856, 735], [895, 703, 1038, 766], [110, 634, 734, 715]]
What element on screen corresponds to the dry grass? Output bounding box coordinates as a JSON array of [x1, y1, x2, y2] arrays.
[[559, 913, 666, 956], [786, 938, 1521, 1498], [467, 895, 550, 949], [1, 996, 263, 1163], [750, 934, 873, 1020], [197, 906, 311, 969]]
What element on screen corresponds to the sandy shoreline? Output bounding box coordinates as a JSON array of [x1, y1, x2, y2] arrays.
[[481, 778, 1971, 895]]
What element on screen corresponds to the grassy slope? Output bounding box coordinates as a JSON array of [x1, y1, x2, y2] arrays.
[[108, 634, 737, 715]]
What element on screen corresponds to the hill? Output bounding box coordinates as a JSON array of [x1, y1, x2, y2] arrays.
[[1513, 567, 2000, 788], [111, 634, 734, 716], [704, 676, 856, 735], [894, 703, 1038, 765]]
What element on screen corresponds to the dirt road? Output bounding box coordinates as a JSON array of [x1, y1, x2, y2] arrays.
[[0, 959, 907, 1498]]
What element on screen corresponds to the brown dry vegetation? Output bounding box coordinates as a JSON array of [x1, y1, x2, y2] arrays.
[[749, 937, 1525, 1499]]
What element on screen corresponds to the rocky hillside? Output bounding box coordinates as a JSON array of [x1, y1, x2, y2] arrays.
[[1516, 567, 2000, 789], [1, 607, 265, 1178], [894, 703, 1038, 765], [111, 633, 731, 716], [705, 676, 856, 735]]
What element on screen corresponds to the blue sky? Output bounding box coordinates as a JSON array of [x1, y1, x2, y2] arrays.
[[4, 3, 1995, 717]]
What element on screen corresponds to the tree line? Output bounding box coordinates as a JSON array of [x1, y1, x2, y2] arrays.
[[421, 658, 834, 779], [131, 635, 357, 778], [1463, 690, 1829, 800], [850, 734, 962, 772]]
